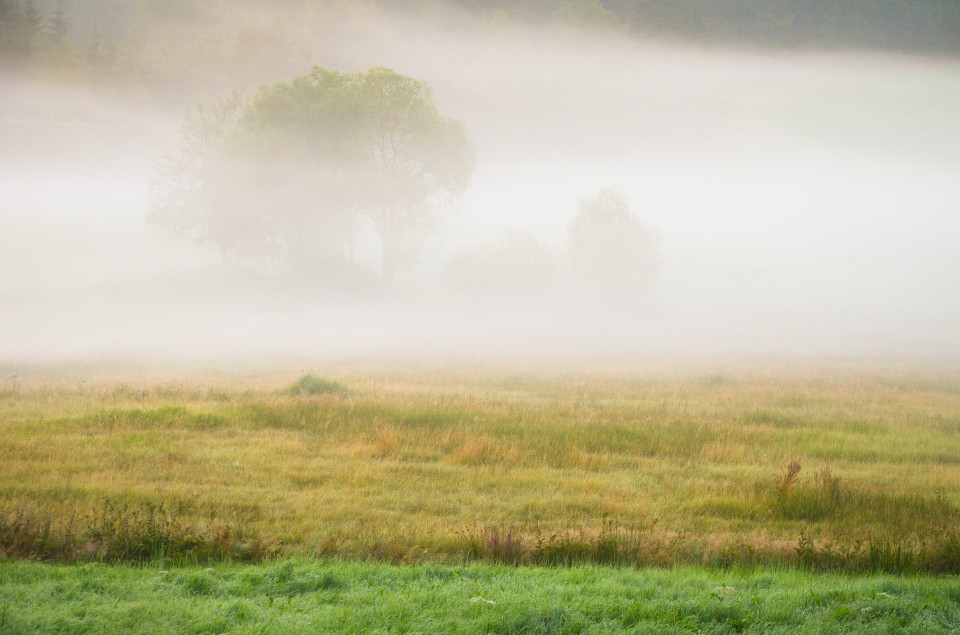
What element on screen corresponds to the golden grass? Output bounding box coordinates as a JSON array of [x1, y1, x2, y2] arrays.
[[1, 363, 959, 564]]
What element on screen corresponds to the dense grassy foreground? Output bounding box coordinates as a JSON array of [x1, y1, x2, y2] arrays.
[[1, 364, 960, 570], [2, 559, 959, 634]]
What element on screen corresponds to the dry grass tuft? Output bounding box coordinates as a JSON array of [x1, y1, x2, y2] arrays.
[[375, 427, 400, 459], [449, 441, 487, 465]]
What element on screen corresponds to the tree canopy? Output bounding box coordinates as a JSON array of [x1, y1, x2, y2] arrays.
[[148, 66, 475, 285]]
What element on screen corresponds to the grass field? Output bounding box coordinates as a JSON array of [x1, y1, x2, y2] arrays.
[[3, 559, 960, 633], [2, 363, 960, 571]]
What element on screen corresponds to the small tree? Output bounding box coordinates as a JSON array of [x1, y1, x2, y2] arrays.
[[147, 91, 245, 254], [567, 187, 658, 295]]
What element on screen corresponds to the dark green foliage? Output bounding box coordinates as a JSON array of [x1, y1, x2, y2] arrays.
[[285, 374, 346, 396]]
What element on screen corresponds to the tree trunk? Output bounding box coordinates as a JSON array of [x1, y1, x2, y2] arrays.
[[380, 210, 397, 288], [381, 238, 396, 289]]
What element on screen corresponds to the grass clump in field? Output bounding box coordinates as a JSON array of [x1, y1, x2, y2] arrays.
[[770, 461, 959, 526], [285, 374, 346, 396], [0, 500, 278, 564]]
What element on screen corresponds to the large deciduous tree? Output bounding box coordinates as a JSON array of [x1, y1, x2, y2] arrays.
[[356, 67, 474, 283], [148, 66, 475, 285]]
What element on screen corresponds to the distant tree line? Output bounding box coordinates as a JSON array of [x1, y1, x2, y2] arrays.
[[450, 0, 960, 54], [0, 0, 294, 96], [2, 0, 958, 93], [0, 0, 76, 71]]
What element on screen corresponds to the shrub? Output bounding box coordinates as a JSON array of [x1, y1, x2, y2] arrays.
[[285, 375, 345, 396]]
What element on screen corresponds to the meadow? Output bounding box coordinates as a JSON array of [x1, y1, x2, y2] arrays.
[[2, 362, 959, 572]]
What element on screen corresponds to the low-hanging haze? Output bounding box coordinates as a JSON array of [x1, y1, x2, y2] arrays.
[[2, 1, 959, 362]]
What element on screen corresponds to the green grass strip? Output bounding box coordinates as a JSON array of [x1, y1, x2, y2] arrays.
[[1, 559, 958, 633]]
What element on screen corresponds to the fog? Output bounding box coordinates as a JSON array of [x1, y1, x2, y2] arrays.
[[2, 2, 959, 364]]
